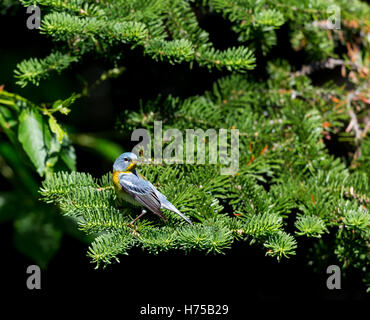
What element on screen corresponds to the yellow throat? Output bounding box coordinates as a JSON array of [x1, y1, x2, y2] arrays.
[[113, 161, 137, 190]]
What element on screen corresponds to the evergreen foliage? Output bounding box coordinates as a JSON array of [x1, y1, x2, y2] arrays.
[[0, 0, 369, 291]]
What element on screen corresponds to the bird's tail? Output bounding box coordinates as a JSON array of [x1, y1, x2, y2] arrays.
[[161, 200, 192, 225]]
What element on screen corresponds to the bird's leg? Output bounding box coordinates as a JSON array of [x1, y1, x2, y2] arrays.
[[130, 209, 147, 226]]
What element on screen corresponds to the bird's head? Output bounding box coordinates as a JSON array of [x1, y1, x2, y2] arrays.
[[113, 152, 138, 172]]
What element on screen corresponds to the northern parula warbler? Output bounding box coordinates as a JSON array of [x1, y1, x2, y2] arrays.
[[113, 152, 192, 225]]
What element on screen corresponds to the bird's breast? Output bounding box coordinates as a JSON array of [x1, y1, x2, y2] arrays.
[[113, 171, 141, 207], [113, 171, 122, 190]]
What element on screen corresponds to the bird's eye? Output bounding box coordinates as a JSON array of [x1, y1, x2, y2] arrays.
[[123, 157, 128, 162]]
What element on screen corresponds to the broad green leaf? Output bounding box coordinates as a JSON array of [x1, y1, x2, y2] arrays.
[[45, 131, 61, 169], [49, 115, 66, 143], [59, 140, 76, 171], [18, 108, 63, 176], [18, 108, 48, 176]]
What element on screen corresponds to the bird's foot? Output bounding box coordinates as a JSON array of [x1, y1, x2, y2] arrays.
[[128, 222, 139, 236], [127, 209, 147, 236]]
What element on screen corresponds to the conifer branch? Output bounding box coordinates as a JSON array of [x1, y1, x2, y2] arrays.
[[7, 0, 368, 290]]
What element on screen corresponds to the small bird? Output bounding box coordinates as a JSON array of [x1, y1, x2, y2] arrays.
[[113, 152, 192, 225]]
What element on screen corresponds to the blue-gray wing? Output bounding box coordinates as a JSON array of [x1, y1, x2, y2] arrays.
[[119, 173, 162, 215]]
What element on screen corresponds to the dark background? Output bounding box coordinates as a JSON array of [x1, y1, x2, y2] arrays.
[[0, 6, 367, 311]]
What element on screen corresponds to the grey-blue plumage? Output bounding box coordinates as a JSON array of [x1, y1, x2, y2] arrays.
[[113, 152, 192, 225]]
